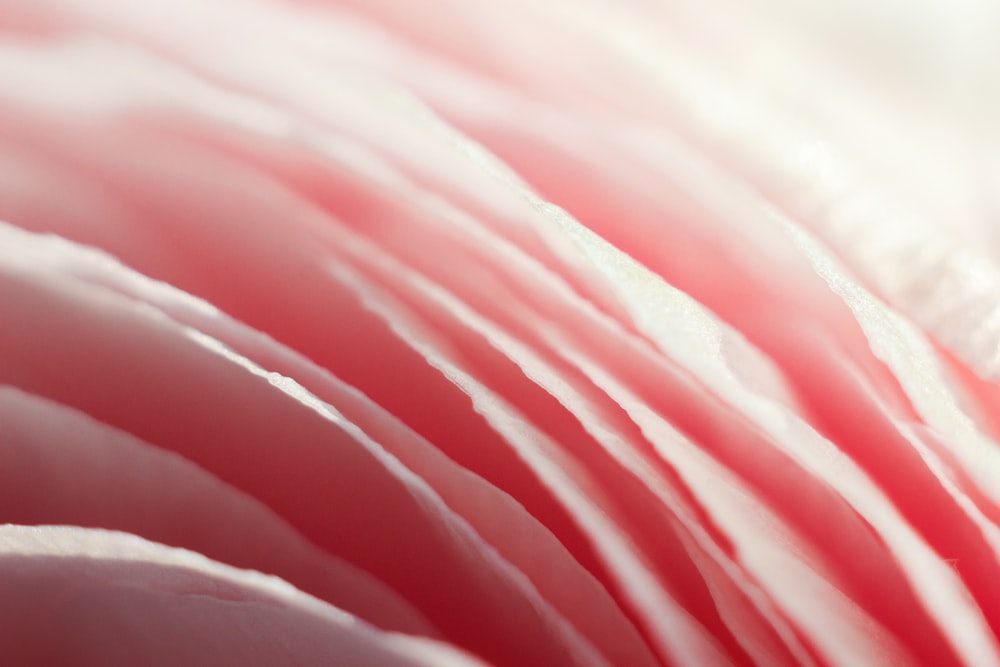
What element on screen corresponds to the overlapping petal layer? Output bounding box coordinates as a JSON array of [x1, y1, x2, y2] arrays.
[[1, 1, 999, 666]]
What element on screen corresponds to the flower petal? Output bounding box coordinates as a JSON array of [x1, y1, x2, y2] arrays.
[[0, 224, 611, 667], [0, 525, 488, 667], [0, 384, 436, 637]]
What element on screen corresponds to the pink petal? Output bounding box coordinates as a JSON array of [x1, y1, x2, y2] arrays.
[[0, 385, 436, 637], [1, 220, 658, 667], [0, 525, 488, 667], [0, 224, 611, 667]]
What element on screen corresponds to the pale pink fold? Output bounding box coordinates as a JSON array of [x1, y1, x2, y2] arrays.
[[0, 0, 999, 666], [0, 227, 613, 667], [0, 385, 436, 637], [0, 220, 658, 667], [0, 525, 489, 667]]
